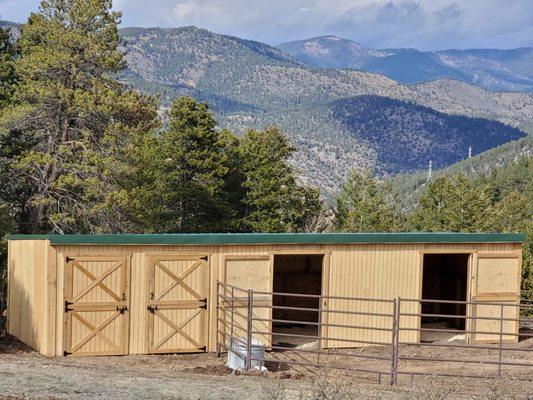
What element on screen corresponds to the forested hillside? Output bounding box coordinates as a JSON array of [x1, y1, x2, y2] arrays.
[[328, 96, 524, 173], [216, 95, 526, 193], [390, 134, 533, 211], [120, 27, 533, 129]]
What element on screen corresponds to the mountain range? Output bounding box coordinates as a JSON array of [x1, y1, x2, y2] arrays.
[[118, 26, 531, 193], [2, 21, 533, 196], [279, 35, 533, 93]]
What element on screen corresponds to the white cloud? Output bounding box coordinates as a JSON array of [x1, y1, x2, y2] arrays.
[[173, 1, 197, 19], [1, 0, 531, 50]]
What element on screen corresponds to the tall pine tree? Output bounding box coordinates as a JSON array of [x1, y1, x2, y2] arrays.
[[0, 25, 18, 262], [409, 174, 492, 232], [334, 171, 402, 232], [0, 25, 17, 109], [239, 127, 322, 232], [0, 0, 159, 233], [136, 97, 235, 233]]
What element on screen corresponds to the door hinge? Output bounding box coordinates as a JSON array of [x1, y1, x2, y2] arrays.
[[64, 300, 74, 313], [65, 257, 74, 263], [63, 351, 72, 356], [199, 298, 208, 309], [198, 346, 207, 351], [201, 256, 208, 261], [147, 304, 158, 313]]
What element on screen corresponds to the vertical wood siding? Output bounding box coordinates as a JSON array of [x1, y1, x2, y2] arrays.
[[8, 240, 522, 355], [7, 240, 49, 352]]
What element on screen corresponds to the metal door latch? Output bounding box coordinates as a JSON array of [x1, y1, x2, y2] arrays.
[[64, 300, 74, 312], [147, 304, 158, 313], [116, 305, 128, 314], [199, 298, 208, 309]]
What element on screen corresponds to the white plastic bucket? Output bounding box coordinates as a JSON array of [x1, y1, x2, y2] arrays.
[[226, 337, 265, 371]]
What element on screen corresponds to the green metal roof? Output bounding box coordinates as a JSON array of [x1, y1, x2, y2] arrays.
[[7, 232, 526, 245]]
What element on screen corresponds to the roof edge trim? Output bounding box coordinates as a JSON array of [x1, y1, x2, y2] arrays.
[[7, 232, 526, 245]]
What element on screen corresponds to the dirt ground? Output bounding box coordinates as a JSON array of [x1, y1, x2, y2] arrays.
[[0, 335, 532, 400]]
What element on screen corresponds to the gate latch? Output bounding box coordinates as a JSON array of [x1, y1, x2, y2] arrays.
[[147, 304, 158, 313], [116, 305, 128, 314], [199, 298, 208, 310], [64, 300, 74, 313]]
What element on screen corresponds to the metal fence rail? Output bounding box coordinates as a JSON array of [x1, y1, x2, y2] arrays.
[[395, 297, 533, 382], [216, 281, 533, 385]]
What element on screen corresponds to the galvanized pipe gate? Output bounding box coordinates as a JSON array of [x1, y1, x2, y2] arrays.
[[216, 281, 533, 385]]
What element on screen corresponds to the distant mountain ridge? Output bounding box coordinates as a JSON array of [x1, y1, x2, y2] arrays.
[[278, 35, 387, 68], [2, 21, 532, 195], [279, 36, 533, 93], [118, 26, 532, 194]]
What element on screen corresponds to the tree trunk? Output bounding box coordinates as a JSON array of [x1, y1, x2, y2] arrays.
[[32, 118, 70, 233]]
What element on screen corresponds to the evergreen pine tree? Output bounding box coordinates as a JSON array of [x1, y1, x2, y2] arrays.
[[489, 190, 529, 233], [0, 0, 159, 233], [0, 25, 19, 257], [239, 127, 322, 232], [409, 174, 492, 232], [218, 128, 247, 231], [138, 97, 234, 233], [334, 171, 402, 232], [0, 25, 17, 109]]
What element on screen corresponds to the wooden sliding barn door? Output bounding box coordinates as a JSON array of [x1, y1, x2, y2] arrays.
[[472, 253, 521, 343], [64, 256, 129, 356], [147, 255, 209, 354]]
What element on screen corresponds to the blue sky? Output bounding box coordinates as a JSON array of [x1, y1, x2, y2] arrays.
[[1, 0, 532, 50]]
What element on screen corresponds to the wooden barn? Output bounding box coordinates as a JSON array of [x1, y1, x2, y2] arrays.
[[6, 233, 524, 357]]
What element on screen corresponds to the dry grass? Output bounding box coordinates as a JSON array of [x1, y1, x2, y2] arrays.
[[470, 378, 531, 400], [402, 375, 462, 400], [260, 372, 532, 400]]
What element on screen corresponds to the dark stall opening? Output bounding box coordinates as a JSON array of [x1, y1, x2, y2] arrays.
[[421, 253, 469, 342], [272, 254, 324, 348]]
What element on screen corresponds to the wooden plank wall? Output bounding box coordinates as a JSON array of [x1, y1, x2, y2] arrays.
[[7, 240, 49, 352], [326, 243, 419, 347], [325, 242, 520, 347], [222, 255, 272, 346], [22, 240, 520, 355]]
